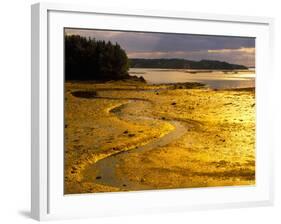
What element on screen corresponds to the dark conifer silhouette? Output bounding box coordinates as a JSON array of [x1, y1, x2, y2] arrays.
[[65, 35, 143, 81]]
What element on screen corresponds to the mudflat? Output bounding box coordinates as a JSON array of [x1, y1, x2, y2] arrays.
[[64, 81, 255, 194]]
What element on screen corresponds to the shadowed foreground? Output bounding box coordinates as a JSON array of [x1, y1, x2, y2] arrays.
[[64, 81, 255, 194]]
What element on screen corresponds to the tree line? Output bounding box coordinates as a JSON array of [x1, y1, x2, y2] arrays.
[[129, 58, 248, 70], [65, 35, 131, 81]]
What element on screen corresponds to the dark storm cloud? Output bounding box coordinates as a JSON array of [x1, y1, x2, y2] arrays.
[[65, 28, 255, 67], [150, 33, 255, 52]]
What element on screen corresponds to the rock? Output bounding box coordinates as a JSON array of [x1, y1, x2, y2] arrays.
[[122, 184, 127, 187], [171, 102, 177, 105], [128, 133, 135, 137], [123, 130, 129, 134], [96, 176, 102, 180], [138, 76, 146, 83]]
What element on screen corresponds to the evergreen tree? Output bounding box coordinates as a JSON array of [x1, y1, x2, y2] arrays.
[[65, 35, 130, 81]]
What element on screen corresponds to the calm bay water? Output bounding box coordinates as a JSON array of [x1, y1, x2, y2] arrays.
[[130, 68, 255, 89]]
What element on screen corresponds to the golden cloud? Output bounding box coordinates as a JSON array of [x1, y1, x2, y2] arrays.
[[208, 47, 255, 54]]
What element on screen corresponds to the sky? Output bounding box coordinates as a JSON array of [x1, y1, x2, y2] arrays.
[[65, 28, 255, 67]]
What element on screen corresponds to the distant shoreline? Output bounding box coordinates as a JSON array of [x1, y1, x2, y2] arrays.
[[129, 58, 249, 70]]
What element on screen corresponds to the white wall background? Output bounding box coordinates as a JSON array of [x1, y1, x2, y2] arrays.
[[0, 0, 280, 223]]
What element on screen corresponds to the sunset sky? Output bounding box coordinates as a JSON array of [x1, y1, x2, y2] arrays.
[[65, 28, 255, 67]]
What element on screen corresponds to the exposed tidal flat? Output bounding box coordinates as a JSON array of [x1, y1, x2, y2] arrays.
[[64, 77, 255, 194]]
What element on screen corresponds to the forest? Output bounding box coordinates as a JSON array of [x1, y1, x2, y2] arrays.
[[65, 35, 144, 82]]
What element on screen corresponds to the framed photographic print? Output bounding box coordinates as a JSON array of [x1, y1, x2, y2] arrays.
[[31, 2, 274, 221]]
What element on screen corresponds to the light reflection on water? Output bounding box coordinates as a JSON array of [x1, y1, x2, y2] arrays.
[[130, 68, 255, 89]]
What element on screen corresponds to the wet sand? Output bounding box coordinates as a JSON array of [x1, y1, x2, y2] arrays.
[[64, 81, 255, 194]]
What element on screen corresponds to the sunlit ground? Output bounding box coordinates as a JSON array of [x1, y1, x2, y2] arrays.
[[64, 81, 255, 194]]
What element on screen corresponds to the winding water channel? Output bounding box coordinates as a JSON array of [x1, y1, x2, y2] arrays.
[[79, 90, 199, 190]]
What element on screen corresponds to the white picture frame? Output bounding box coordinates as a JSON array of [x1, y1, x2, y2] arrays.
[[31, 2, 274, 221]]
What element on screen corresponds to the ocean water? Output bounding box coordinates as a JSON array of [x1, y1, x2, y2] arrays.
[[130, 68, 255, 89]]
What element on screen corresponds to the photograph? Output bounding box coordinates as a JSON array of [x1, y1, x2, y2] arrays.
[[63, 28, 256, 194]]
